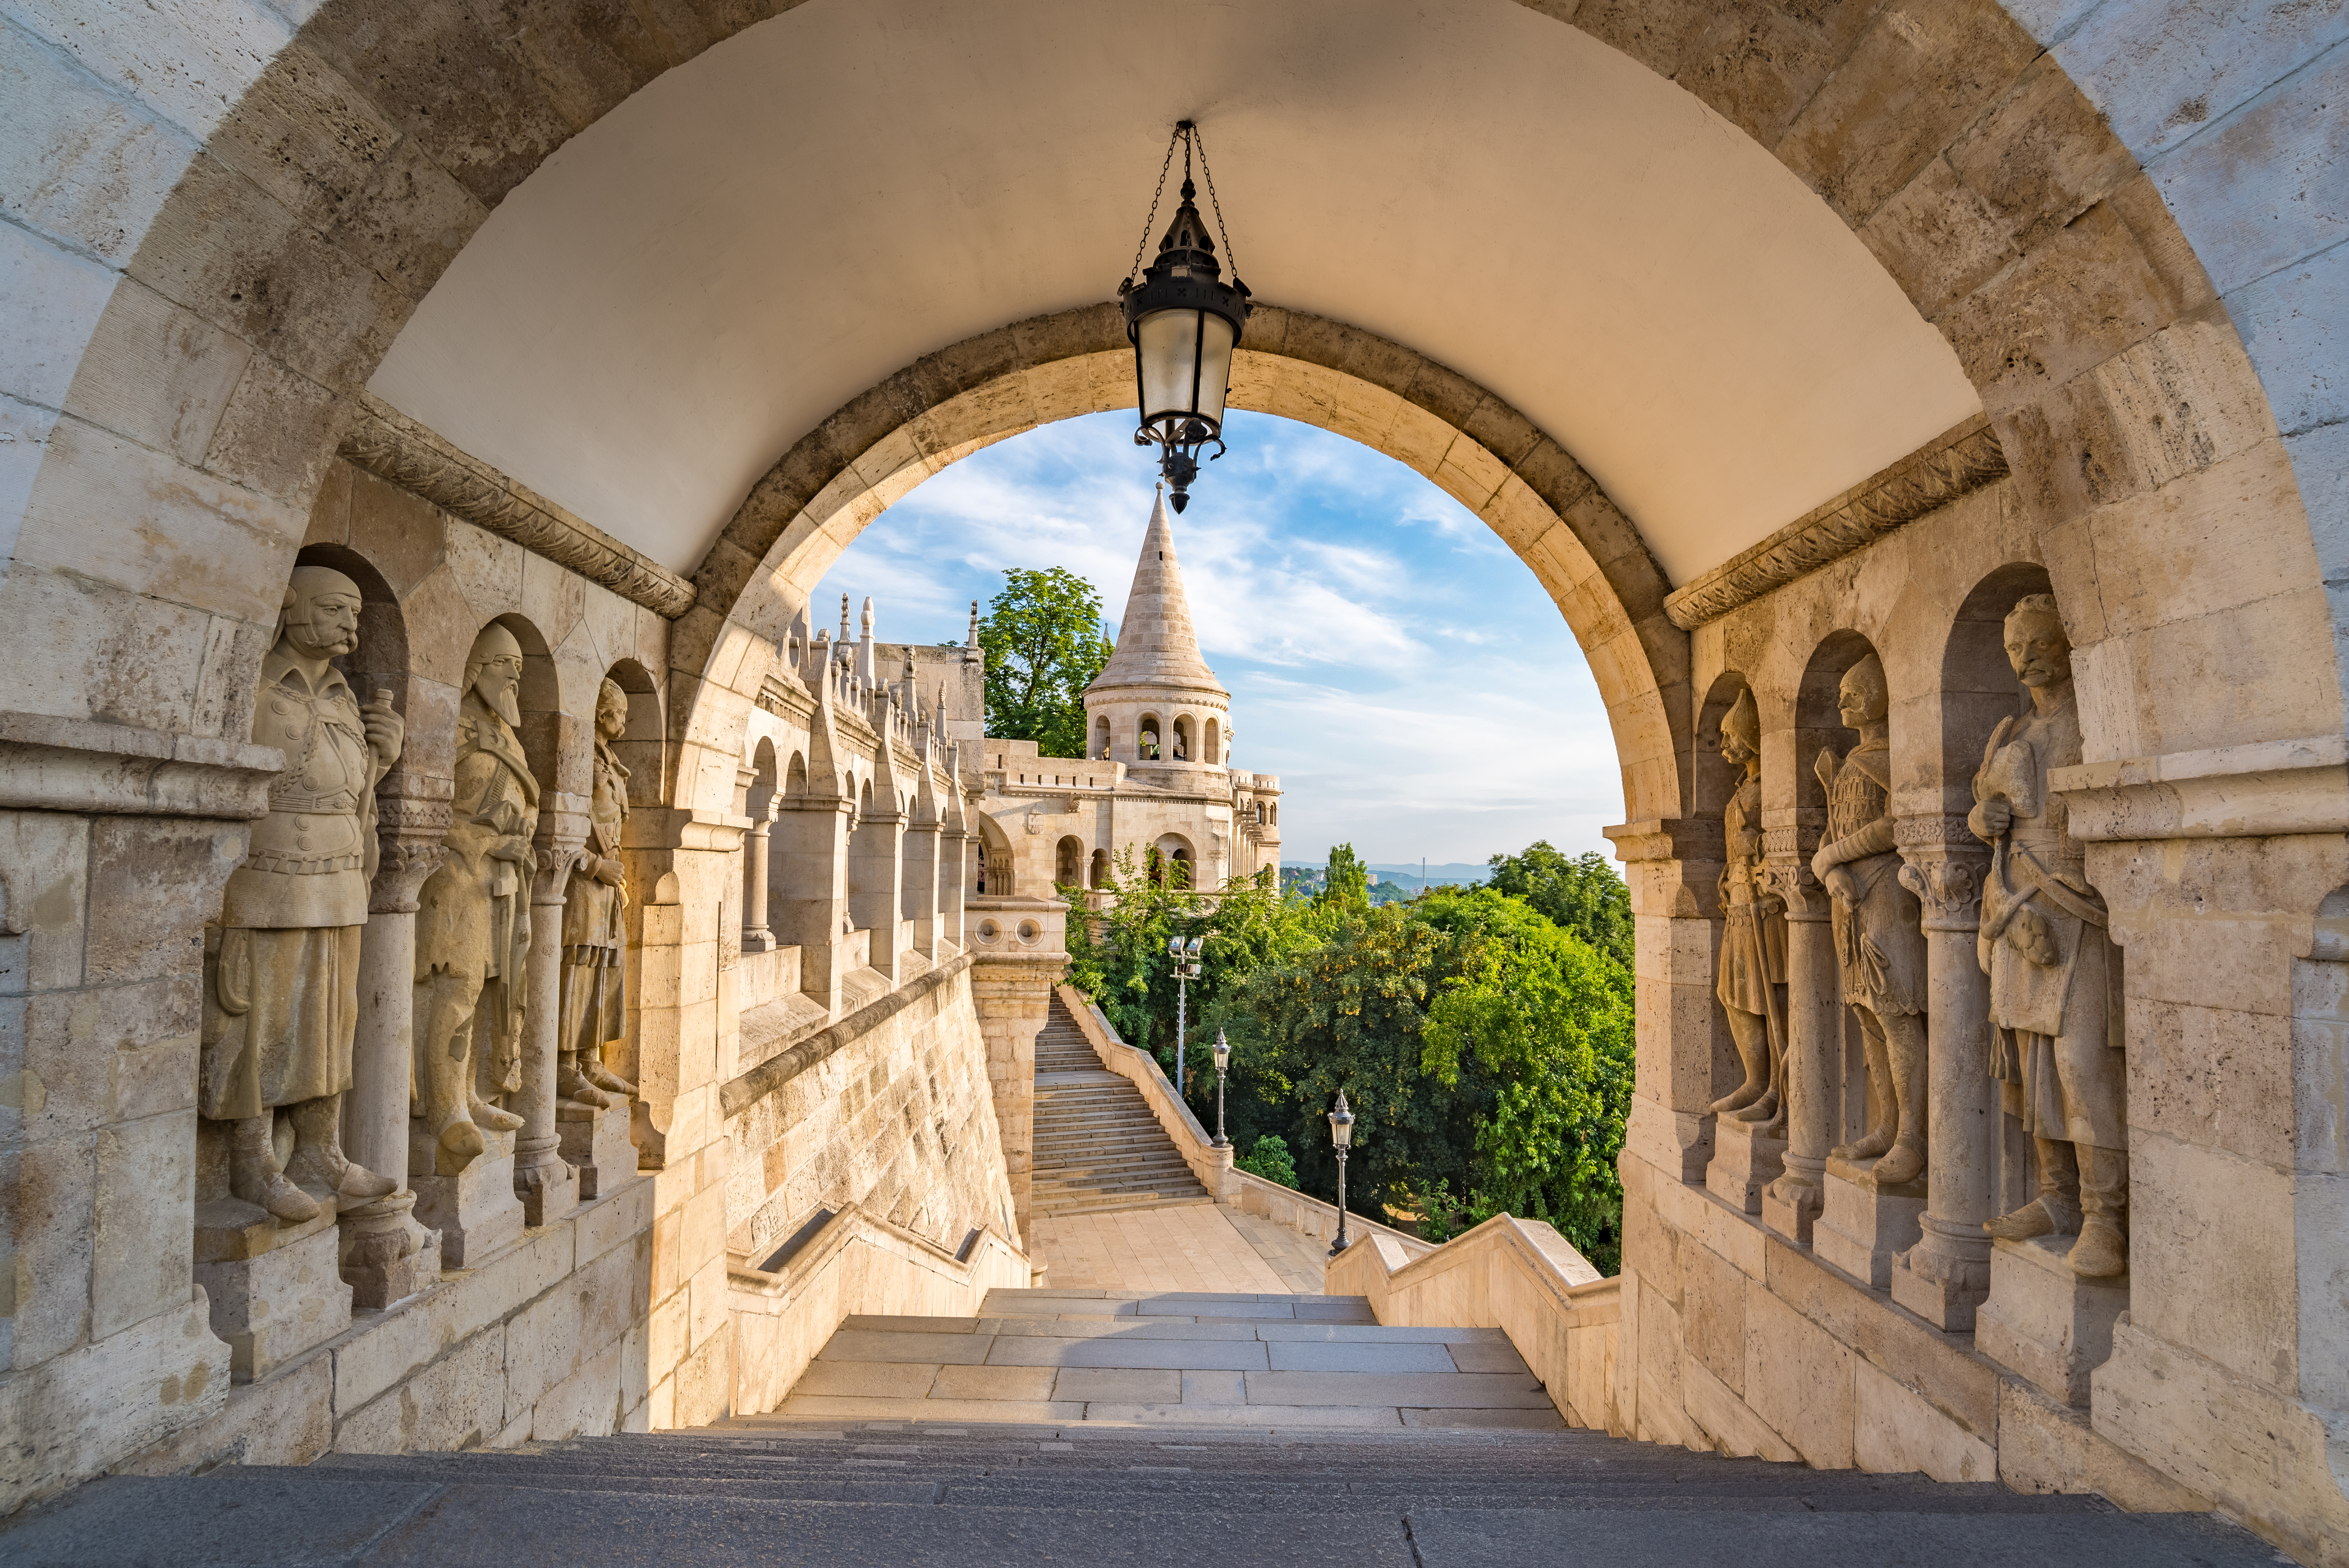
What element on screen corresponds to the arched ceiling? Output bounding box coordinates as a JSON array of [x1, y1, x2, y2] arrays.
[[368, 0, 1981, 585]]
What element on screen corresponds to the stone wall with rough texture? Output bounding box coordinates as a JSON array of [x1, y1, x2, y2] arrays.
[[721, 957, 1017, 1270]]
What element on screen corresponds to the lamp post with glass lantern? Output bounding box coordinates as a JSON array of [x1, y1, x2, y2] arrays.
[[1328, 1091, 1355, 1257], [1168, 933, 1203, 1095], [1211, 1029, 1231, 1149], [1118, 121, 1252, 514]]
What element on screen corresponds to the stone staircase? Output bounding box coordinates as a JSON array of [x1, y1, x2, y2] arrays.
[[2, 1290, 2282, 1567], [1031, 993, 1208, 1217]]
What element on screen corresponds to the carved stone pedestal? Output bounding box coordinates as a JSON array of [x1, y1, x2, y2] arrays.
[[1706, 1117, 1787, 1215], [1814, 1158, 1927, 1289], [410, 1126, 525, 1267], [514, 1133, 579, 1228], [193, 1204, 351, 1382], [1976, 1234, 2128, 1407], [1891, 1217, 1994, 1333], [558, 1101, 638, 1201], [336, 1190, 441, 1310], [1761, 1157, 1823, 1244]]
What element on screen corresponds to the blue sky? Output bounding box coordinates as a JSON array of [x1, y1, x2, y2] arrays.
[[811, 409, 1620, 867]]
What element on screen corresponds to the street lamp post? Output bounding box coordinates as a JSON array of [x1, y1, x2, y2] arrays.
[[1168, 934, 1202, 1094], [1328, 1090, 1355, 1257], [1211, 1029, 1231, 1149]]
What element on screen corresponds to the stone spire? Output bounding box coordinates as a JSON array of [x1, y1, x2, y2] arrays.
[[1090, 488, 1226, 698]]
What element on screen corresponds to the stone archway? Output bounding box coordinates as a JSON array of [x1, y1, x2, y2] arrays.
[[8, 3, 2349, 1549], [666, 301, 1687, 829]]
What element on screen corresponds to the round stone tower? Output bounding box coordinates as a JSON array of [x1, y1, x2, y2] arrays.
[[1084, 488, 1232, 777]]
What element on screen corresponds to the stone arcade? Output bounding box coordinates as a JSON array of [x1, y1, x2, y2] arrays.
[[3, 3, 2348, 1565]]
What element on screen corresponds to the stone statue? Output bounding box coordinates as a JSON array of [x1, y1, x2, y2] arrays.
[[1970, 595, 2127, 1277], [1810, 653, 1929, 1184], [1712, 689, 1786, 1130], [202, 565, 404, 1222], [412, 624, 537, 1173], [557, 678, 638, 1117]]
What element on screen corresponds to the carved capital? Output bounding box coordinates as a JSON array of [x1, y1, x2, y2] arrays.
[[1896, 819, 1989, 932], [371, 783, 453, 914], [1761, 825, 1827, 919]]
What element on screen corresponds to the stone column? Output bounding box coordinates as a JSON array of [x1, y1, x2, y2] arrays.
[[1892, 821, 1995, 1330], [514, 802, 586, 1226], [904, 811, 942, 960], [740, 802, 776, 953], [1602, 819, 1728, 1185], [1762, 830, 1834, 1244], [776, 792, 854, 1015], [850, 799, 907, 984], [340, 781, 448, 1307], [966, 893, 1068, 1240], [937, 825, 969, 951]]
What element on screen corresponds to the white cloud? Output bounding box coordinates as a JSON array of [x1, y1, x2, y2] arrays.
[[814, 409, 1623, 863]]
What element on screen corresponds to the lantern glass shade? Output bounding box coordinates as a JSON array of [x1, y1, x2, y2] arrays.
[[1329, 1094, 1355, 1150], [1213, 1030, 1231, 1070], [1136, 308, 1237, 438]]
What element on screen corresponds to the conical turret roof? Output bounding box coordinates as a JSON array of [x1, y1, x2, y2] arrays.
[[1090, 489, 1226, 698]]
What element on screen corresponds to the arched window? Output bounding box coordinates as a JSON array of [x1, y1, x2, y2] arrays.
[[1055, 835, 1083, 888], [1204, 717, 1220, 764], [1093, 715, 1110, 759], [1171, 715, 1191, 761], [1138, 715, 1161, 760], [1089, 848, 1109, 889]]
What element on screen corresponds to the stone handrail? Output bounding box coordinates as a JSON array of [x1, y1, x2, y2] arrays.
[[1054, 984, 1436, 1260], [726, 1200, 1035, 1418], [1325, 1213, 1622, 1433]]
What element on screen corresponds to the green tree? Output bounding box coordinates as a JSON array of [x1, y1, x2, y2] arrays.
[[977, 567, 1110, 758], [1234, 1134, 1298, 1190], [1418, 888, 1635, 1271], [1482, 842, 1634, 971], [1317, 842, 1370, 913], [1060, 847, 1293, 1095]]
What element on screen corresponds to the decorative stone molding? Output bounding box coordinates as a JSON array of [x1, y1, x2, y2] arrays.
[[1601, 817, 1725, 864], [0, 712, 282, 819], [1663, 415, 2009, 630], [339, 396, 697, 621], [2052, 734, 2349, 841]]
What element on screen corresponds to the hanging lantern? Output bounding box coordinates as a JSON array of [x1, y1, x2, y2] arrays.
[[1118, 121, 1251, 513]]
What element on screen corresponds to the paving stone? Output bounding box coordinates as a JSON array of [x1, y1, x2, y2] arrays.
[[1265, 1340, 1459, 1373], [1052, 1366, 1183, 1402], [928, 1364, 1059, 1401], [984, 1337, 1273, 1371], [817, 1330, 996, 1365], [1244, 1372, 1553, 1409]]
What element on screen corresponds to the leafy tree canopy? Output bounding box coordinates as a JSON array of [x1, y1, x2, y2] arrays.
[[977, 567, 1110, 759], [1481, 842, 1634, 971], [1318, 842, 1370, 913]]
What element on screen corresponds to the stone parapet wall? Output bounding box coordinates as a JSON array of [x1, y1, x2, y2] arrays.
[[1329, 1214, 1619, 1433]]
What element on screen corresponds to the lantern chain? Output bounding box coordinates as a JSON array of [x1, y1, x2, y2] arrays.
[[1190, 122, 1240, 288], [1124, 125, 1184, 288]]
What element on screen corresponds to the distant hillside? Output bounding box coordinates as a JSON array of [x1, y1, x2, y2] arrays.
[[1280, 860, 1490, 890]]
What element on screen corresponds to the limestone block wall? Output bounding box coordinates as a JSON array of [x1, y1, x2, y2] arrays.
[[1610, 441, 2349, 1564], [719, 957, 1017, 1271]]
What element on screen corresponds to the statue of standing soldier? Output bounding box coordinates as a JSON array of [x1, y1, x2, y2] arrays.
[[202, 565, 403, 1221], [412, 624, 536, 1174], [557, 678, 638, 1117], [1970, 595, 2128, 1277], [1712, 689, 1786, 1131], [1810, 653, 1929, 1184]]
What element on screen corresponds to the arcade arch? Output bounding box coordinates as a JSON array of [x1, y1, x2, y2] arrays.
[[5, 0, 2348, 1554]]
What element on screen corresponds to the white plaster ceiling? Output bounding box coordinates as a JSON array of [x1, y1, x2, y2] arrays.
[[369, 0, 1981, 584]]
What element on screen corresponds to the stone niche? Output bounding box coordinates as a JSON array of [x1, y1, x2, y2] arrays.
[[1612, 441, 2348, 1555], [103, 457, 676, 1481]]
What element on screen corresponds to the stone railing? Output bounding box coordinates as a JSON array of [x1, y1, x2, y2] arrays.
[[1325, 1214, 1622, 1432], [1054, 985, 1435, 1260], [727, 1201, 1036, 1418]]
